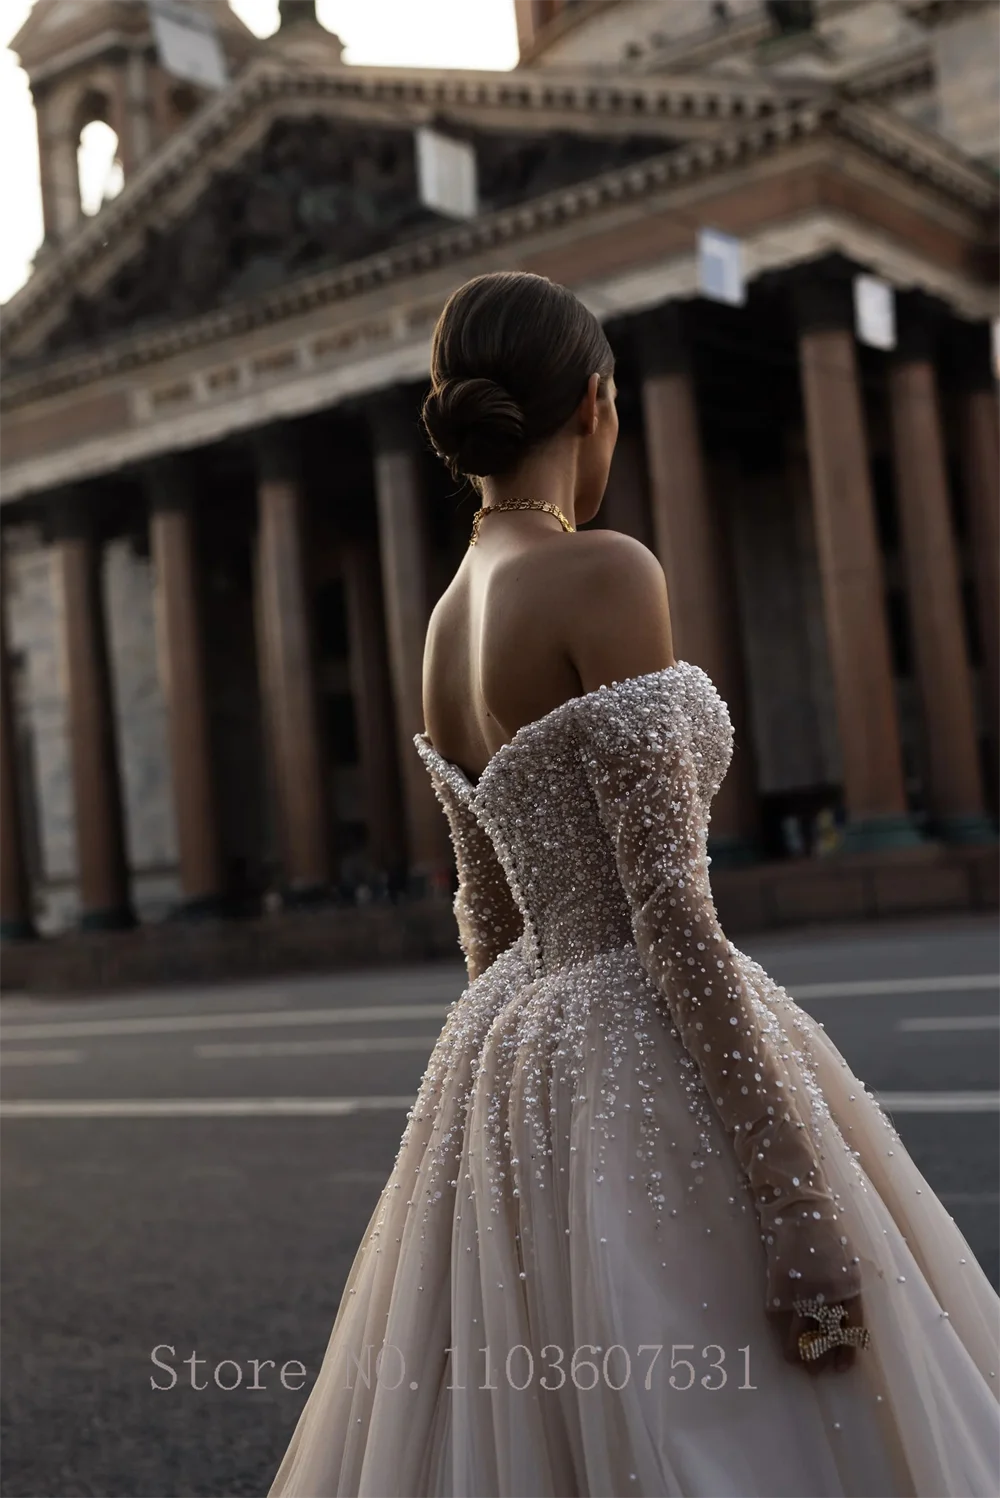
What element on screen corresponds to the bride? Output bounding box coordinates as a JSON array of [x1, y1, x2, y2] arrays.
[[268, 271, 999, 1497]]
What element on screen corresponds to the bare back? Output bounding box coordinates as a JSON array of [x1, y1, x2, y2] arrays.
[[422, 523, 676, 784]]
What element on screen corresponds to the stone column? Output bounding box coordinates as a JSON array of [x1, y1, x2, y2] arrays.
[[123, 48, 153, 171], [636, 305, 759, 864], [794, 270, 920, 850], [253, 427, 331, 899], [147, 459, 227, 913], [369, 391, 451, 890], [52, 501, 134, 929], [0, 571, 35, 941], [36, 111, 82, 244], [341, 538, 407, 882], [954, 322, 1000, 804], [887, 306, 993, 842]]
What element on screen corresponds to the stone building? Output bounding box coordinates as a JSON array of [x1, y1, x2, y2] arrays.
[[1, 0, 997, 969]]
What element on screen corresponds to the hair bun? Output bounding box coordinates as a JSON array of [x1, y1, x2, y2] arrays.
[[421, 376, 527, 479]]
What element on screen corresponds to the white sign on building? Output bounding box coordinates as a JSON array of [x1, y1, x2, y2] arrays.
[[149, 1, 228, 91], [416, 128, 478, 221], [697, 228, 746, 307], [853, 274, 896, 351]]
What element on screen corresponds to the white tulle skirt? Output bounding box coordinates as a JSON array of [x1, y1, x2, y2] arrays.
[[268, 937, 1000, 1498]]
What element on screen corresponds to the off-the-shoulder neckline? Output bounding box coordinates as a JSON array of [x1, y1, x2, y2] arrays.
[[415, 659, 700, 797]]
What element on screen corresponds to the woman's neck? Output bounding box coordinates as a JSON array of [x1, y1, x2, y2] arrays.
[[480, 447, 578, 528]]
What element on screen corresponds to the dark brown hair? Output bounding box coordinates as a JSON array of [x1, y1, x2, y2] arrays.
[[421, 271, 614, 481]]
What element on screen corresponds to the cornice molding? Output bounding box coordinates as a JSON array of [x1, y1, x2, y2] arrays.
[[2, 97, 994, 410], [0, 102, 827, 404], [2, 56, 817, 340], [28, 29, 145, 89], [841, 41, 934, 105], [834, 100, 997, 210], [4, 207, 996, 505]]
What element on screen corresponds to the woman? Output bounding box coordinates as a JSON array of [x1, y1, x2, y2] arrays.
[[269, 272, 999, 1497]]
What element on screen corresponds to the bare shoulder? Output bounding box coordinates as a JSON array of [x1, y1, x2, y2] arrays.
[[558, 529, 676, 693], [570, 528, 667, 593]]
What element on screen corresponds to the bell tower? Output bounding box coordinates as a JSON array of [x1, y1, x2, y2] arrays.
[[11, 0, 258, 251]]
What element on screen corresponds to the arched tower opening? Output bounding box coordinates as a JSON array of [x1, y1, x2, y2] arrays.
[[10, 0, 259, 253], [77, 115, 125, 218]]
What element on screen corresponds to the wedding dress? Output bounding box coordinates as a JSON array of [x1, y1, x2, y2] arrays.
[[268, 661, 999, 1498]]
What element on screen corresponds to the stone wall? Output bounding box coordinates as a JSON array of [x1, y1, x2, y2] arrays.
[[104, 537, 179, 917], [0, 898, 464, 996], [5, 528, 75, 932], [5, 529, 180, 932]]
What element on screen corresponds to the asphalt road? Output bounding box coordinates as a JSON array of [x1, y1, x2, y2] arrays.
[[2, 912, 998, 1498]]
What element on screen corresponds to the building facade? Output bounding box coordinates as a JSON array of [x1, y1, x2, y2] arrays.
[[1, 0, 997, 954]]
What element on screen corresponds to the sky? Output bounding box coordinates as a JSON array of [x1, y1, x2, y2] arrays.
[[0, 0, 519, 303]]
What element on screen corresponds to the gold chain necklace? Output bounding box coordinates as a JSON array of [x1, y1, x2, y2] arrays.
[[469, 497, 576, 546]]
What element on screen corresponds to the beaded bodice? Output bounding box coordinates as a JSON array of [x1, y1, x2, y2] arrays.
[[416, 662, 864, 1313], [416, 662, 732, 978]]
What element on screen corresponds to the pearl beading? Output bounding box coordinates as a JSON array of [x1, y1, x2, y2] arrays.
[[409, 663, 876, 1311]]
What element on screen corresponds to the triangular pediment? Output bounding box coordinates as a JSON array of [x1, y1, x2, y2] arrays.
[[35, 115, 450, 356], [3, 54, 817, 362], [28, 116, 701, 360]]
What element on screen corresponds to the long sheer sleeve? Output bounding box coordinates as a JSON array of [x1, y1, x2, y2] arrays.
[[576, 682, 862, 1313], [414, 737, 523, 983]]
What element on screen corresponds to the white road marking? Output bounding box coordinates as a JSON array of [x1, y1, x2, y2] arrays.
[[0, 1049, 82, 1067], [0, 1003, 452, 1043], [0, 1096, 416, 1119], [4, 1091, 998, 1120], [895, 1015, 1000, 1033], [196, 1035, 440, 1059], [876, 1092, 1000, 1113], [3, 974, 998, 1046], [794, 974, 999, 1000]]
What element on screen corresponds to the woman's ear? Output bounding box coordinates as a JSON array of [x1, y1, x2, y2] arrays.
[[578, 372, 601, 437]]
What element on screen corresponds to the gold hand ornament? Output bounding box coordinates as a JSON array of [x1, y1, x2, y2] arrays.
[[793, 1299, 872, 1362]]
